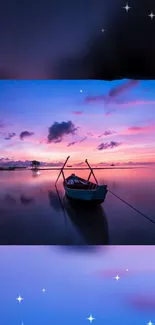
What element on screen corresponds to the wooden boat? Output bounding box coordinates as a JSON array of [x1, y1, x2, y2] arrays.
[[55, 156, 108, 204]]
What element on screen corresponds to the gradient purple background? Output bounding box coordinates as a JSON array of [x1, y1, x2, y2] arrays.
[[0, 245, 155, 325]]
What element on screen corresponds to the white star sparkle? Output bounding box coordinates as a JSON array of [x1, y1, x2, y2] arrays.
[[16, 295, 23, 303], [123, 3, 131, 12], [101, 28, 105, 33], [80, 89, 83, 93], [126, 268, 128, 271], [87, 315, 95, 323], [147, 321, 153, 325], [149, 12, 155, 20], [114, 275, 120, 281], [42, 288, 46, 292]]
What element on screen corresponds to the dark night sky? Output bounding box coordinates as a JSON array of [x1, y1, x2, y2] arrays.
[[0, 0, 155, 79]]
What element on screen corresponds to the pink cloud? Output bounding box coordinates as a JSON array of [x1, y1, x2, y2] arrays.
[[105, 112, 112, 116], [126, 294, 155, 312], [123, 123, 155, 135], [84, 95, 106, 104], [94, 268, 131, 279], [72, 111, 83, 115], [119, 100, 155, 107]]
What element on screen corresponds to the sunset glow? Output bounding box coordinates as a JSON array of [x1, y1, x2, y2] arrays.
[[0, 79, 155, 166]]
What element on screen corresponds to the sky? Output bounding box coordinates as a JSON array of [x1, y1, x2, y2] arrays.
[[0, 245, 155, 325], [0, 0, 155, 80], [0, 79, 155, 166]]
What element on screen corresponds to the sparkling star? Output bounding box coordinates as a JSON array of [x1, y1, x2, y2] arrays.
[[42, 288, 46, 292], [36, 171, 40, 175], [126, 268, 128, 271], [114, 275, 120, 281], [80, 89, 83, 93], [149, 12, 155, 20], [147, 321, 153, 325], [101, 28, 105, 33], [123, 3, 131, 12], [87, 315, 95, 323], [16, 295, 23, 303]]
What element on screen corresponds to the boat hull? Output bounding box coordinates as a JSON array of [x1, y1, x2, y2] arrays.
[[64, 185, 107, 204]]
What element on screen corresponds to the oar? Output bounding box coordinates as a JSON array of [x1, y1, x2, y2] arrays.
[[55, 156, 70, 186], [85, 159, 98, 184]]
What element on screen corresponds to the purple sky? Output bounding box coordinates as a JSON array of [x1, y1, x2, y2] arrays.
[[0, 79, 155, 166]]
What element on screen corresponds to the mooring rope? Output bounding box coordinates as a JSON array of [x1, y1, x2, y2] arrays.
[[108, 189, 155, 224]]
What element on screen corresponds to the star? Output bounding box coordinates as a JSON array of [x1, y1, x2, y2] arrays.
[[147, 321, 153, 325], [80, 89, 83, 93], [101, 28, 105, 33], [42, 288, 46, 292], [123, 3, 131, 12], [16, 295, 23, 303], [126, 268, 128, 271], [87, 315, 95, 323], [149, 12, 155, 20], [36, 171, 40, 175], [114, 275, 120, 281]]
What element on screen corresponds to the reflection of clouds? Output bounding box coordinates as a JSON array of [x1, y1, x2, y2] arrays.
[[4, 194, 16, 204], [20, 195, 35, 205]]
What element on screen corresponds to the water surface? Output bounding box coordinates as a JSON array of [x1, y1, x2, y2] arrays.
[[0, 168, 155, 244]]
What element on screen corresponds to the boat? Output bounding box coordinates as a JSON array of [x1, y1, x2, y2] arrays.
[[55, 156, 108, 204]]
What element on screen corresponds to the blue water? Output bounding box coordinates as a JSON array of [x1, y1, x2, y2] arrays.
[[0, 168, 155, 244]]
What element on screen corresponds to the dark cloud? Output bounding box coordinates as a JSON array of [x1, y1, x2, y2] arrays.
[[84, 80, 139, 106], [4, 132, 16, 140], [47, 121, 78, 143], [20, 131, 34, 140], [84, 95, 106, 104], [67, 136, 87, 147], [79, 136, 87, 142], [67, 141, 77, 147], [107, 80, 139, 103], [97, 141, 121, 151], [98, 130, 115, 137]]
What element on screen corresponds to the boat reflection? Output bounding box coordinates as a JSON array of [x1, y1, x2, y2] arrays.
[[48, 190, 62, 211], [63, 195, 109, 245]]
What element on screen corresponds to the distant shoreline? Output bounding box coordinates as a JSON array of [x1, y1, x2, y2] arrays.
[[0, 166, 152, 171]]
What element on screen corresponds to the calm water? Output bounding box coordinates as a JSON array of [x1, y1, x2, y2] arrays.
[[0, 168, 155, 245], [0, 245, 155, 325]]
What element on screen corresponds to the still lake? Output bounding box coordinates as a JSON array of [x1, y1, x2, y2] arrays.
[[0, 168, 155, 245]]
